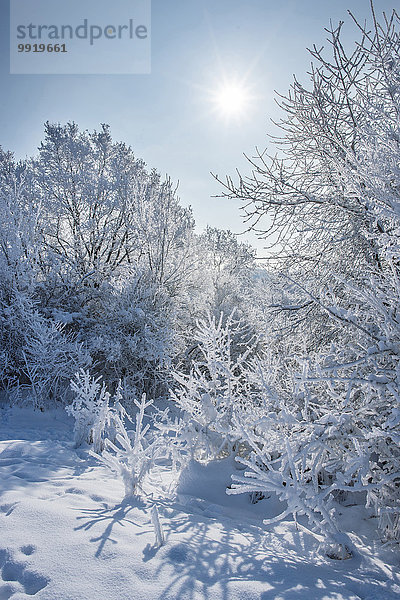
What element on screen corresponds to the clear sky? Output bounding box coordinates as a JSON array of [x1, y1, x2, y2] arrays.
[[0, 0, 397, 254]]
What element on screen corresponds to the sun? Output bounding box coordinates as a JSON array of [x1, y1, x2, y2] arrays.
[[212, 83, 249, 118]]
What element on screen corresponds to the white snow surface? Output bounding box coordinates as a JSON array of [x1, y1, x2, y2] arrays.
[[0, 406, 399, 600]]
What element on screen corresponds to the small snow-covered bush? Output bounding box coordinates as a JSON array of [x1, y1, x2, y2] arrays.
[[227, 409, 353, 558], [95, 393, 164, 498], [0, 290, 91, 406], [0, 288, 25, 391], [82, 271, 179, 400], [23, 314, 91, 407], [171, 312, 262, 461], [227, 333, 400, 552], [66, 370, 124, 453]]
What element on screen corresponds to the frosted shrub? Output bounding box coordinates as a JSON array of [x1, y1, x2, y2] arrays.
[[66, 369, 124, 453], [95, 393, 164, 498], [23, 315, 91, 407], [83, 271, 178, 400], [150, 404, 192, 478], [227, 333, 400, 552], [0, 290, 90, 406], [227, 408, 353, 558], [171, 312, 261, 461]]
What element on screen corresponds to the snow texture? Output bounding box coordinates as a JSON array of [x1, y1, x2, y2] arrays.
[[0, 405, 398, 600]]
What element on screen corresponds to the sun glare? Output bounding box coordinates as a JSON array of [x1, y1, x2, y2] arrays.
[[212, 83, 249, 118]]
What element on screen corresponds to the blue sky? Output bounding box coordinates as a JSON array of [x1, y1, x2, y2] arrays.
[[0, 0, 397, 254]]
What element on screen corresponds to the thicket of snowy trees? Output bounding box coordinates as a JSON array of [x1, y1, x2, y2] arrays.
[[1, 4, 399, 554], [0, 123, 256, 403]]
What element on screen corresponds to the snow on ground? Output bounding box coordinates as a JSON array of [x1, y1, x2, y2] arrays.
[[0, 406, 399, 600]]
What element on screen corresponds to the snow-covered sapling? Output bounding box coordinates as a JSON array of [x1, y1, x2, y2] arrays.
[[171, 311, 261, 461], [66, 369, 123, 453], [94, 393, 163, 498]]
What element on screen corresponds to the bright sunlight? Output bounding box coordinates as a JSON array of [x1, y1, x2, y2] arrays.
[[212, 83, 249, 118]]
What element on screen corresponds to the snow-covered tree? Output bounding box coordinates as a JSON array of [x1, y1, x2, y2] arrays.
[[217, 4, 400, 545]]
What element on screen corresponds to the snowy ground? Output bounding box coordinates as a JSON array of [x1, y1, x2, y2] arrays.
[[0, 406, 399, 600]]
